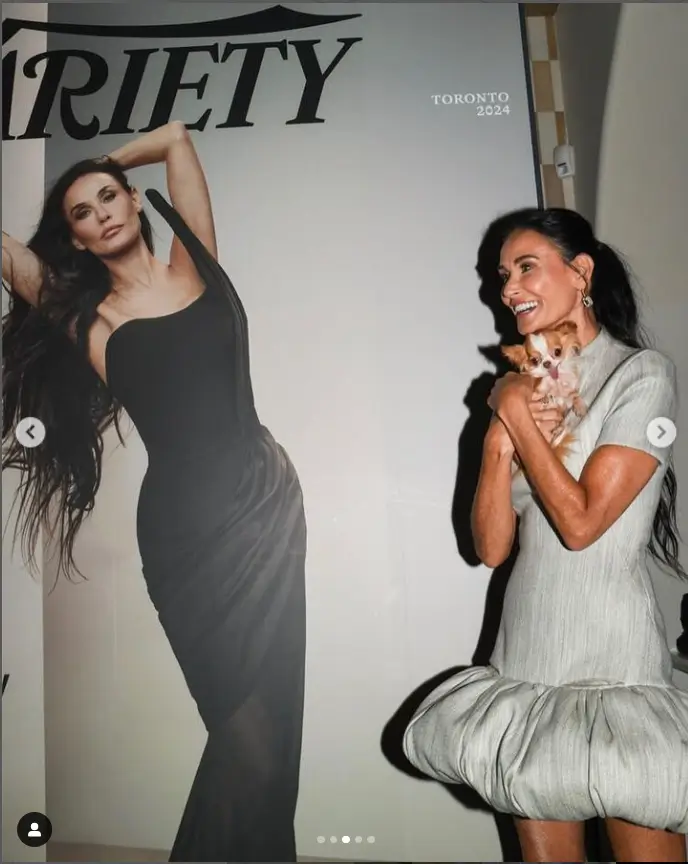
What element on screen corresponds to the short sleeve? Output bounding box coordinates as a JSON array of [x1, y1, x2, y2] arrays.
[[595, 350, 678, 465]]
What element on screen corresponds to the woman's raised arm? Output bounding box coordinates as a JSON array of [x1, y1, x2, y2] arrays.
[[107, 121, 217, 272], [2, 231, 46, 307]]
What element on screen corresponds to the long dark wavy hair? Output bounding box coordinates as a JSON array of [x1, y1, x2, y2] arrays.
[[2, 158, 154, 581], [489, 206, 686, 580]]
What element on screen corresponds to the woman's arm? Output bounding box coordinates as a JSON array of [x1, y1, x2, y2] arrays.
[[471, 398, 565, 567], [107, 121, 217, 267], [2, 231, 46, 307], [471, 419, 518, 567], [495, 360, 669, 551]]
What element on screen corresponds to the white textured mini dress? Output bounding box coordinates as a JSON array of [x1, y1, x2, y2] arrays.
[[403, 327, 688, 832]]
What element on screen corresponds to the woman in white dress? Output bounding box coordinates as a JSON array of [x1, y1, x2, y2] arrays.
[[403, 208, 688, 862]]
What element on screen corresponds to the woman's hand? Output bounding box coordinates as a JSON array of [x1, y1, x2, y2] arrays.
[[528, 393, 566, 444], [487, 371, 534, 418], [487, 374, 566, 452], [486, 396, 564, 457]]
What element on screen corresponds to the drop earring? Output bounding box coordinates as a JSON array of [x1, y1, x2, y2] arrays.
[[582, 292, 593, 308]]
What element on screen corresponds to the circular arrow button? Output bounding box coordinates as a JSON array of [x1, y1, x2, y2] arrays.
[[646, 417, 677, 448], [15, 417, 46, 448]]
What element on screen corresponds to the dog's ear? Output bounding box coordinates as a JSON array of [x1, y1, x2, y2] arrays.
[[558, 320, 582, 355], [501, 343, 527, 368], [557, 321, 578, 336]]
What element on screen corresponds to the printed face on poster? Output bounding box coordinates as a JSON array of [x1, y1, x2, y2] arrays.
[[2, 3, 538, 861]]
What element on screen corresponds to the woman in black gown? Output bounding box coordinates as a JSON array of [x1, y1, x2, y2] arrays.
[[2, 122, 307, 862]]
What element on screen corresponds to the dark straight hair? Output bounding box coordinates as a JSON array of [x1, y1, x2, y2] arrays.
[[3, 158, 154, 582]]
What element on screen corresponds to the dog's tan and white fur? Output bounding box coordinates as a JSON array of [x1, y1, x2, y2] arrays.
[[502, 321, 587, 462]]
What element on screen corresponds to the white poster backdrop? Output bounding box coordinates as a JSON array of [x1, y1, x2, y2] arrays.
[[3, 3, 539, 860]]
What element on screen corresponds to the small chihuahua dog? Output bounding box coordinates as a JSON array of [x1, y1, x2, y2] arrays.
[[502, 321, 587, 461]]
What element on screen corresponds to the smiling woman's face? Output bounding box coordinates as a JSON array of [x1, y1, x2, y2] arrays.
[[63, 172, 142, 258], [498, 229, 588, 335]]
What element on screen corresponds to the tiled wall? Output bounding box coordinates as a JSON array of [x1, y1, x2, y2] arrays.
[[524, 6, 576, 209]]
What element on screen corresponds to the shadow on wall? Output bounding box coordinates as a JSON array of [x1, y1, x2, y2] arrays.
[[555, 3, 622, 227], [380, 214, 614, 862], [380, 216, 524, 862]]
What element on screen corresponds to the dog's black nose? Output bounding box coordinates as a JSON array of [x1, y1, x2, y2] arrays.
[[543, 360, 551, 368]]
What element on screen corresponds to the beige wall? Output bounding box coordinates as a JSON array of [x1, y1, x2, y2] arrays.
[[556, 3, 621, 225], [595, 3, 688, 692], [524, 7, 574, 208]]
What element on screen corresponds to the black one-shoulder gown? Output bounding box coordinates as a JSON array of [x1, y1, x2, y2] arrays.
[[105, 191, 307, 862]]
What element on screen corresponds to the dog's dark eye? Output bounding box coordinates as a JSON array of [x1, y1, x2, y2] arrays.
[[529, 357, 538, 365], [554, 348, 561, 357]]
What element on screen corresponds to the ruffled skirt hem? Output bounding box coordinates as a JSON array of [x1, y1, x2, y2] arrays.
[[403, 665, 688, 833]]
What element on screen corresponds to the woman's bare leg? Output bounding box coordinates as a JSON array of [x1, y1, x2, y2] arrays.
[[606, 819, 687, 863], [514, 818, 586, 862]]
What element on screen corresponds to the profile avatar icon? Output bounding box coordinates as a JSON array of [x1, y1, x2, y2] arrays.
[[17, 811, 52, 847]]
